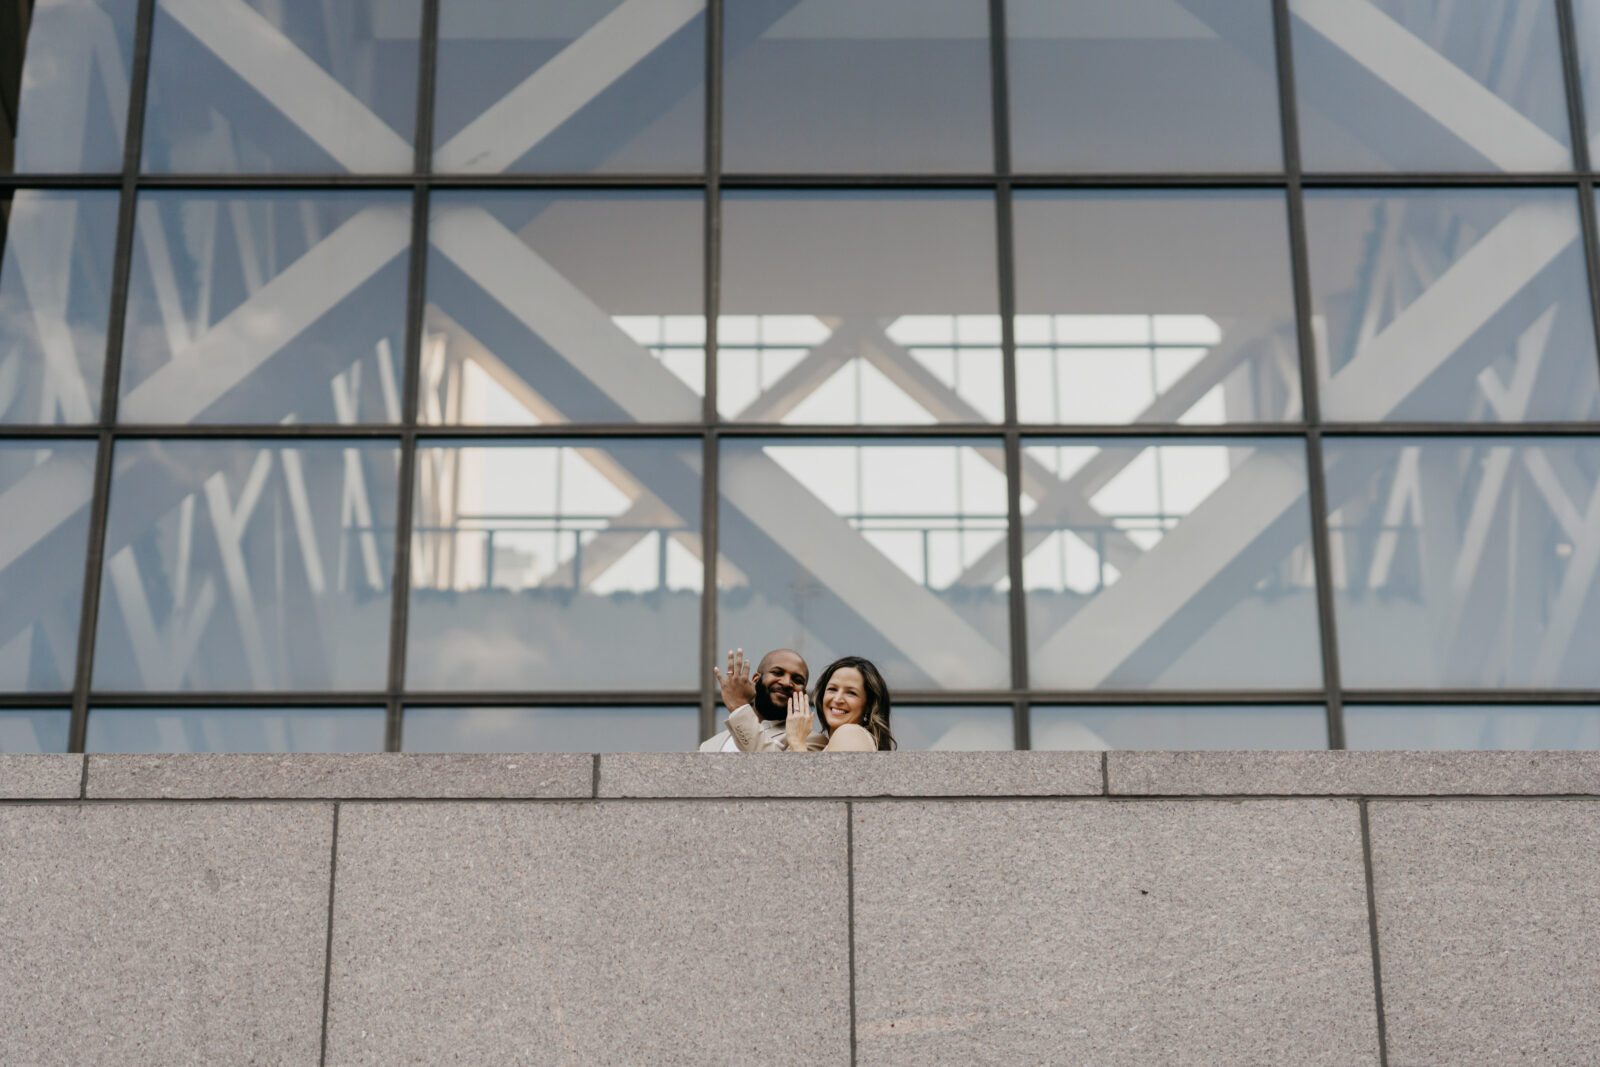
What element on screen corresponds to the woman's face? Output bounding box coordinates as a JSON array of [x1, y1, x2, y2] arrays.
[[820, 667, 867, 731]]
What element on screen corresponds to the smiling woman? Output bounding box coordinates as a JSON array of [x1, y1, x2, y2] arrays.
[[809, 655, 895, 751]]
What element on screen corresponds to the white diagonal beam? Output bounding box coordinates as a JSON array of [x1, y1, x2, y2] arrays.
[[434, 0, 704, 173], [159, 0, 413, 171], [1291, 0, 1569, 170]]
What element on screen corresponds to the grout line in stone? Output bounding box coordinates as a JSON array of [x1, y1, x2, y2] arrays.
[[1, 792, 1598, 805], [319, 802, 341, 1067], [1359, 799, 1390, 1066], [78, 754, 90, 800], [846, 800, 858, 1067]]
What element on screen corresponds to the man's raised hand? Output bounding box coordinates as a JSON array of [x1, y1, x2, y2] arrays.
[[712, 647, 757, 713]]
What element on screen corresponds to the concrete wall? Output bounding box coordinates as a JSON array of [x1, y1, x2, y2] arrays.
[[2, 751, 1598, 1066]]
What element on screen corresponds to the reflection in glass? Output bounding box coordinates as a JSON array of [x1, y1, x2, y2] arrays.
[[1012, 192, 1300, 425], [723, 0, 992, 173], [1576, 0, 1600, 166], [1306, 190, 1599, 423], [1345, 704, 1600, 749], [433, 1, 704, 174], [92, 440, 399, 691], [86, 707, 385, 752], [404, 706, 698, 752], [720, 192, 1001, 424], [1, 191, 118, 424], [407, 441, 702, 691], [1325, 438, 1600, 689], [0, 441, 95, 692], [1032, 705, 1328, 750], [1290, 0, 1571, 172], [1023, 438, 1322, 689], [424, 193, 702, 425], [0, 710, 70, 753], [118, 192, 411, 424], [6, 0, 137, 173], [1007, 0, 1281, 173], [141, 0, 420, 173], [894, 706, 1013, 750], [718, 439, 1010, 690]]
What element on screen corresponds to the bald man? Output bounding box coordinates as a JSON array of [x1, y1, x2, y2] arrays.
[[700, 647, 827, 752]]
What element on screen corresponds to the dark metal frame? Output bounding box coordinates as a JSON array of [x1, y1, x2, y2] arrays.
[[0, 0, 1598, 753]]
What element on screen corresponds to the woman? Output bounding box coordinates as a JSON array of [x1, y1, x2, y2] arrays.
[[731, 655, 895, 752]]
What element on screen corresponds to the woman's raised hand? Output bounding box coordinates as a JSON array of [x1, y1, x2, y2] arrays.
[[784, 688, 814, 751]]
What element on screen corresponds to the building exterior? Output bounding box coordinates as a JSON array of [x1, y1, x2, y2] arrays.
[[3, 4, 1600, 1064]]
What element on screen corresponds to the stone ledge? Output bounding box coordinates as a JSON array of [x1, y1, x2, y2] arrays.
[[85, 753, 594, 799], [598, 751, 1104, 798], [0, 754, 83, 799], [1108, 750, 1600, 796]]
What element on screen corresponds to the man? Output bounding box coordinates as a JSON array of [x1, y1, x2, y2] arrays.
[[699, 647, 827, 752]]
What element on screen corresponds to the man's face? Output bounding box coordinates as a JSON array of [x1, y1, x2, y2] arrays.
[[753, 650, 809, 720]]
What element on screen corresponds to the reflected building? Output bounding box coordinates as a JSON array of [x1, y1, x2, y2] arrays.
[[2, 0, 1599, 755]]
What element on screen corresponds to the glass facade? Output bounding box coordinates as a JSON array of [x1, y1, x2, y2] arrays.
[[3, 0, 1598, 753]]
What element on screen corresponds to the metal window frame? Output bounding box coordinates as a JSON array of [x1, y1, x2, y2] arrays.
[[0, 0, 1596, 754]]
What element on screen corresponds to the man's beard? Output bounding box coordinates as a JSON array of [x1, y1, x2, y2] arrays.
[[752, 681, 788, 721]]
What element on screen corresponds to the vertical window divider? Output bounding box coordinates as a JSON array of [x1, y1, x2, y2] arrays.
[[699, 0, 724, 743], [1555, 0, 1600, 401], [990, 0, 1028, 749], [67, 0, 156, 753], [1272, 0, 1345, 749], [383, 0, 440, 753]]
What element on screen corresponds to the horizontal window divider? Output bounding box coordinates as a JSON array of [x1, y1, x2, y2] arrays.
[[1318, 423, 1600, 436], [403, 692, 704, 707], [818, 691, 1338, 705], [10, 425, 1600, 442], [14, 174, 1600, 193], [87, 692, 391, 708], [415, 424, 708, 438], [1300, 172, 1589, 187], [1342, 690, 1600, 705], [0, 174, 124, 189], [0, 694, 73, 709]]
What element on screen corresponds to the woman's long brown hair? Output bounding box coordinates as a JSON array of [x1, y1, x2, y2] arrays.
[[812, 656, 895, 751]]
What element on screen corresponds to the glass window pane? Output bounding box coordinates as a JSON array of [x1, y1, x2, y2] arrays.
[[1307, 189, 1600, 423], [1326, 438, 1600, 689], [92, 440, 399, 692], [433, 1, 704, 174], [141, 0, 420, 173], [1, 191, 118, 424], [1032, 705, 1329, 750], [86, 707, 385, 752], [118, 191, 411, 424], [0, 441, 94, 692], [1007, 0, 1281, 173], [719, 192, 1001, 424], [1576, 0, 1600, 167], [407, 441, 702, 691], [404, 706, 699, 752], [6, 0, 138, 173], [1023, 438, 1323, 689], [0, 709, 71, 753], [424, 192, 702, 425], [718, 438, 1011, 690], [894, 706, 1013, 750], [1345, 704, 1600, 749], [1290, 0, 1571, 172], [1012, 192, 1300, 425], [723, 0, 992, 173]]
